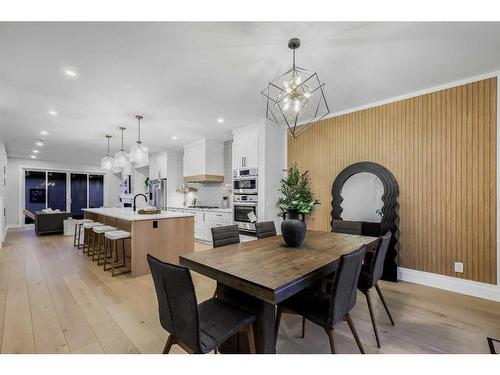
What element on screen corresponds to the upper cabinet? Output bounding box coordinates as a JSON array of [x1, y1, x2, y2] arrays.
[[232, 127, 258, 169], [183, 138, 224, 183], [149, 151, 168, 180]]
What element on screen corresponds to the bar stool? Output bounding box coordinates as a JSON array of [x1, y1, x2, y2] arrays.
[[74, 219, 93, 249], [82, 222, 104, 255], [92, 225, 117, 263], [104, 230, 131, 277]]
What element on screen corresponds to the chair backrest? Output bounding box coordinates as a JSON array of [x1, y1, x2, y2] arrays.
[[211, 224, 240, 248], [369, 231, 392, 284], [255, 221, 277, 239], [330, 245, 367, 325], [147, 254, 200, 351]]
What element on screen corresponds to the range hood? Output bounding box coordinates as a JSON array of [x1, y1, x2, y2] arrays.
[[183, 138, 224, 184]]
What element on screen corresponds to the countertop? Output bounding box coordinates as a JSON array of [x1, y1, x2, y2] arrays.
[[167, 206, 232, 213], [83, 207, 194, 222]]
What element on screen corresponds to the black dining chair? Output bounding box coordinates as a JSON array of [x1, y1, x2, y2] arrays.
[[275, 245, 367, 354], [255, 221, 277, 239], [147, 254, 256, 354], [358, 231, 395, 348], [211, 224, 240, 248]]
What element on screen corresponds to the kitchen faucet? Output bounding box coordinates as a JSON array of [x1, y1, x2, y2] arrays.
[[133, 193, 148, 212]]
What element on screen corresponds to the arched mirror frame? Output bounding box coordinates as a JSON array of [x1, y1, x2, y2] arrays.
[[331, 161, 399, 281]]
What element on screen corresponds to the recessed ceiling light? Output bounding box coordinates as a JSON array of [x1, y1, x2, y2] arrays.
[[48, 110, 58, 116], [30, 155, 37, 159], [172, 136, 178, 140], [36, 141, 44, 146], [217, 118, 224, 123], [32, 150, 39, 154], [64, 69, 77, 77], [40, 130, 48, 136]]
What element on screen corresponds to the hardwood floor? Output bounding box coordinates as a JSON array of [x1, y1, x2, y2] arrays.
[[1, 226, 499, 354]]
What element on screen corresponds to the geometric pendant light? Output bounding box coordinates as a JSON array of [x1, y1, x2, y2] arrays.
[[129, 115, 149, 166], [261, 38, 330, 138], [114, 126, 130, 169], [100, 135, 115, 170]]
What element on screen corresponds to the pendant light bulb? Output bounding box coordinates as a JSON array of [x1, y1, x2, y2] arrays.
[[101, 135, 115, 171], [129, 115, 149, 166], [114, 126, 130, 169]]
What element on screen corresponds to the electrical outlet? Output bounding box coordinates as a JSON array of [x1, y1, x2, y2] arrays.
[[454, 262, 464, 273]]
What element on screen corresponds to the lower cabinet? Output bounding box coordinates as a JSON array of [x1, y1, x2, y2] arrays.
[[169, 208, 233, 242]]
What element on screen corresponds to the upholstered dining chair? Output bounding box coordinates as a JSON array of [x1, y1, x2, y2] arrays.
[[255, 221, 277, 239], [211, 224, 240, 248], [147, 254, 256, 354], [357, 231, 395, 348], [275, 245, 367, 354]]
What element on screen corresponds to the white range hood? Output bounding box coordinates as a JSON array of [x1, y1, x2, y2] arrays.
[[183, 138, 224, 183]]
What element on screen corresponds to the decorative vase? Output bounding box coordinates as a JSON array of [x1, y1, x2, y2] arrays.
[[281, 209, 307, 247]]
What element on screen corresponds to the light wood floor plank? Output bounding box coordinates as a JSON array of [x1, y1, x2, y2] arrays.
[[0, 245, 11, 353], [1, 246, 35, 353], [24, 246, 69, 353]]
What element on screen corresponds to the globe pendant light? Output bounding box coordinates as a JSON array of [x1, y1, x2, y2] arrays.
[[114, 126, 130, 169], [261, 38, 330, 138], [129, 115, 149, 166], [100, 135, 115, 171]]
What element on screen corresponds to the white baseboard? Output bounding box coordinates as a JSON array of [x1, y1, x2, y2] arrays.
[[398, 267, 500, 302]]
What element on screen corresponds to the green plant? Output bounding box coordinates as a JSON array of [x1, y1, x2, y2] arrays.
[[277, 163, 320, 215]]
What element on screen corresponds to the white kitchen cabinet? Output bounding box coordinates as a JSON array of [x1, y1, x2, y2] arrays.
[[203, 211, 233, 242], [149, 151, 168, 180], [232, 128, 258, 169]]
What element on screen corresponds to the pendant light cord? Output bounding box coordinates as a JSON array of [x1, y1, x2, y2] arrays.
[[137, 116, 142, 145]]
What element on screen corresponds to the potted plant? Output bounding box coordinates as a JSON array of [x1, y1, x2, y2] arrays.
[[277, 163, 320, 247]]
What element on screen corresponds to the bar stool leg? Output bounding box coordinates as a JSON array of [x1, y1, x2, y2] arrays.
[[82, 228, 89, 254], [92, 233, 101, 262], [97, 236, 107, 266], [73, 223, 78, 247], [87, 231, 96, 257], [77, 224, 84, 249]]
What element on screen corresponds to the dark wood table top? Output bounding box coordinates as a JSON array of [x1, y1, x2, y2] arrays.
[[180, 230, 378, 304]]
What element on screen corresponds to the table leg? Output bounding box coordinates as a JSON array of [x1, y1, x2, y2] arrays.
[[216, 283, 276, 354]]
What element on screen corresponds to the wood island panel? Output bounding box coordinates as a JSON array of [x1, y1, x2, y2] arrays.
[[131, 216, 194, 277]]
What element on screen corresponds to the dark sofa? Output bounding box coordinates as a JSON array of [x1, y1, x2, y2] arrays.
[[34, 211, 72, 235]]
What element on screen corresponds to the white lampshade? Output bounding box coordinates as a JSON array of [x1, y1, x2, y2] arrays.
[[111, 159, 122, 173], [114, 149, 130, 168], [101, 155, 114, 170], [130, 143, 149, 166]]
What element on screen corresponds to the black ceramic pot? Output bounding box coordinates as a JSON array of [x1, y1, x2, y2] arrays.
[[281, 209, 307, 247]]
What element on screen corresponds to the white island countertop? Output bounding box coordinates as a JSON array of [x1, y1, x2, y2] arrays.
[[83, 207, 194, 222]]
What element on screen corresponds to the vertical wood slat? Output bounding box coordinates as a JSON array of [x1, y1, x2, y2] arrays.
[[288, 78, 497, 284]]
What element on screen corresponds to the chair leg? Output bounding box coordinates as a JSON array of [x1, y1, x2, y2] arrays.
[[324, 328, 336, 354], [246, 323, 256, 354], [364, 289, 381, 348], [163, 334, 175, 354], [375, 283, 395, 325], [345, 313, 365, 354], [301, 316, 306, 338], [274, 307, 282, 347]]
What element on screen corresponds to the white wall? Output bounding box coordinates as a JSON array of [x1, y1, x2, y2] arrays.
[[6, 157, 120, 226], [0, 142, 7, 243]]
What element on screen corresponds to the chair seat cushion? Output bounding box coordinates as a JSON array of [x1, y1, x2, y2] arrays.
[[93, 225, 117, 233], [197, 298, 255, 353], [83, 222, 104, 229], [279, 287, 333, 328], [357, 268, 374, 290], [105, 230, 131, 240]]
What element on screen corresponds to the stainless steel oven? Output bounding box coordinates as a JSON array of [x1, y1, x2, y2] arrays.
[[233, 168, 258, 195], [233, 194, 258, 233]]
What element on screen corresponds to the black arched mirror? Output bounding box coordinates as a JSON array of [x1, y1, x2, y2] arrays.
[[331, 161, 399, 281]]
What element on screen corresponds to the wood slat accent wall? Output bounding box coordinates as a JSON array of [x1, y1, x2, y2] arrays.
[[288, 78, 497, 284]]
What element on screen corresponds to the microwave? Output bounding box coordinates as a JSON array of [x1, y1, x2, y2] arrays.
[[233, 168, 258, 195]]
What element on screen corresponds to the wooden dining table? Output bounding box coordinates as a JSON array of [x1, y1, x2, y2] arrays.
[[179, 230, 378, 353]]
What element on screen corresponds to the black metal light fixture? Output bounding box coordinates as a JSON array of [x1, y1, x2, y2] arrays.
[[261, 38, 330, 138]]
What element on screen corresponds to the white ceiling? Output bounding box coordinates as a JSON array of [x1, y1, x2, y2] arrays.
[[1, 22, 500, 165]]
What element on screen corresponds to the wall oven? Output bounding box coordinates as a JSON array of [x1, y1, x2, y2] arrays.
[[233, 194, 258, 233], [233, 168, 258, 195]]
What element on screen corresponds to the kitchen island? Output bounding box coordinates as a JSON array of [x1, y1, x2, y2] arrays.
[[83, 208, 194, 277]]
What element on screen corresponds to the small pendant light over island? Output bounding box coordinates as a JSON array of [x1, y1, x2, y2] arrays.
[[129, 114, 149, 167]]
